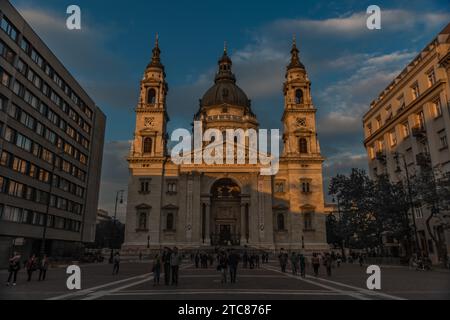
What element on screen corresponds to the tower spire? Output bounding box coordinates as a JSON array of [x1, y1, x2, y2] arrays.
[[287, 35, 304, 71], [147, 33, 163, 69]]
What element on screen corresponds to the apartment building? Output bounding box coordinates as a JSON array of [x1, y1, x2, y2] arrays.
[[363, 24, 450, 263], [0, 1, 106, 266]]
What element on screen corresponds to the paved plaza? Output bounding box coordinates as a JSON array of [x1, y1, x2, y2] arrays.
[[1, 259, 449, 300]]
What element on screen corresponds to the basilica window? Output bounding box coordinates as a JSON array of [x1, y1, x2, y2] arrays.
[[275, 181, 285, 193], [304, 212, 314, 230], [143, 137, 152, 154], [277, 213, 285, 231], [295, 89, 303, 104], [147, 88, 156, 105], [137, 211, 148, 230], [301, 179, 312, 194], [299, 138, 308, 154], [166, 213, 174, 231], [139, 178, 151, 194], [167, 181, 177, 194]]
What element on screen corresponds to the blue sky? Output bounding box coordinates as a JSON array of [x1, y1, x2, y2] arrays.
[[10, 0, 450, 220]]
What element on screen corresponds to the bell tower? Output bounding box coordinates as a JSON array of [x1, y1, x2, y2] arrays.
[[131, 34, 169, 158], [282, 36, 321, 158]]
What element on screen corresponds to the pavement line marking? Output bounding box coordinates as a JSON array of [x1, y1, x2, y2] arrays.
[[82, 264, 193, 301], [47, 272, 153, 300], [263, 266, 370, 300], [304, 274, 406, 301]]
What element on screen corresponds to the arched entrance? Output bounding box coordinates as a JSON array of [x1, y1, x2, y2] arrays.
[[210, 178, 241, 246]]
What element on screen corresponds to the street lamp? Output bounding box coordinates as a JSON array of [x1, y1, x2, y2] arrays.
[[393, 152, 421, 258], [332, 195, 346, 261], [110, 190, 124, 262]]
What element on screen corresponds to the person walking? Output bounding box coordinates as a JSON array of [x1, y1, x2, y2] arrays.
[[228, 250, 239, 284], [152, 254, 161, 286], [162, 247, 172, 285], [243, 251, 248, 269], [112, 252, 120, 275], [38, 254, 49, 281], [26, 254, 37, 282], [278, 249, 288, 273], [358, 254, 364, 267], [170, 247, 182, 286], [311, 253, 320, 277], [194, 251, 200, 268], [6, 252, 21, 286], [299, 253, 306, 278], [218, 251, 228, 284], [290, 252, 298, 275]]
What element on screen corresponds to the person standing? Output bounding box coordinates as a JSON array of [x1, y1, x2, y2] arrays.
[[194, 251, 200, 268], [243, 251, 248, 269], [112, 252, 120, 275], [38, 254, 49, 281], [311, 253, 320, 277], [359, 254, 364, 267], [170, 247, 182, 286], [325, 253, 332, 277], [26, 254, 37, 282], [278, 249, 288, 273], [290, 252, 298, 275], [228, 250, 239, 284], [6, 252, 21, 286], [152, 254, 161, 286], [162, 247, 172, 285]]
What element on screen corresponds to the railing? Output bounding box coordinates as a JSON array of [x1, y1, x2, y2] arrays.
[[376, 151, 386, 163], [412, 125, 426, 139], [416, 152, 431, 167]]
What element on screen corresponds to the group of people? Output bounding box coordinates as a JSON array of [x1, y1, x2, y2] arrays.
[[278, 250, 351, 278], [242, 251, 268, 269], [193, 251, 214, 268], [5, 252, 49, 287], [150, 247, 182, 286]]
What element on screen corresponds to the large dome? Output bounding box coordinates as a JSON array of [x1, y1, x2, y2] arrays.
[[200, 49, 251, 108], [201, 81, 250, 107]]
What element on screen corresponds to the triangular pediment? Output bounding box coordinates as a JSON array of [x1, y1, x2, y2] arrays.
[[162, 204, 179, 210], [136, 203, 151, 210]]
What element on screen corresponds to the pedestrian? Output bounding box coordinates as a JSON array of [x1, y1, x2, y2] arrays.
[[194, 251, 200, 268], [243, 251, 248, 268], [299, 253, 306, 278], [218, 251, 228, 284], [325, 254, 332, 277], [112, 252, 120, 275], [290, 252, 298, 275], [162, 247, 172, 285], [6, 252, 21, 286], [256, 254, 260, 268], [170, 247, 182, 286], [228, 249, 239, 284], [152, 254, 161, 286], [359, 254, 364, 267], [26, 254, 37, 282], [311, 253, 320, 277], [38, 254, 49, 281], [278, 249, 288, 273]]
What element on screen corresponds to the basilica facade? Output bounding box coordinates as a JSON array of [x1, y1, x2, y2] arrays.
[[122, 37, 329, 252]]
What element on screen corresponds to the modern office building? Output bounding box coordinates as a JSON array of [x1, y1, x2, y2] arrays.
[[0, 1, 106, 266], [363, 23, 450, 263]]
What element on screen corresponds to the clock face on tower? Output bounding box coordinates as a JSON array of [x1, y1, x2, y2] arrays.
[[144, 117, 155, 127]]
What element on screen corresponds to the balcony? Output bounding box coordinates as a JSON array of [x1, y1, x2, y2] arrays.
[[416, 152, 431, 167], [412, 125, 426, 139]]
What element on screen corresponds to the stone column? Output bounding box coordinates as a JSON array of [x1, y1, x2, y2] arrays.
[[205, 202, 211, 245], [240, 203, 246, 245]]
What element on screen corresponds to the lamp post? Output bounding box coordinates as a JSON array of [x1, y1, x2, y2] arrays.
[[109, 190, 124, 263], [394, 152, 421, 257], [332, 195, 346, 261]]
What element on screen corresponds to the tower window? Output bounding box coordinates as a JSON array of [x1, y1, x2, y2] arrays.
[[299, 138, 308, 154], [138, 211, 147, 230], [277, 213, 285, 231], [295, 89, 303, 104], [304, 212, 314, 230], [143, 137, 153, 154], [147, 88, 156, 105], [166, 213, 174, 230]]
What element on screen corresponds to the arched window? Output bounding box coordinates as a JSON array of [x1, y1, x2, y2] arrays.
[[295, 89, 303, 104], [277, 213, 285, 231], [147, 89, 156, 105], [166, 213, 174, 230], [138, 212, 147, 230], [299, 138, 308, 154], [143, 137, 152, 154]]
